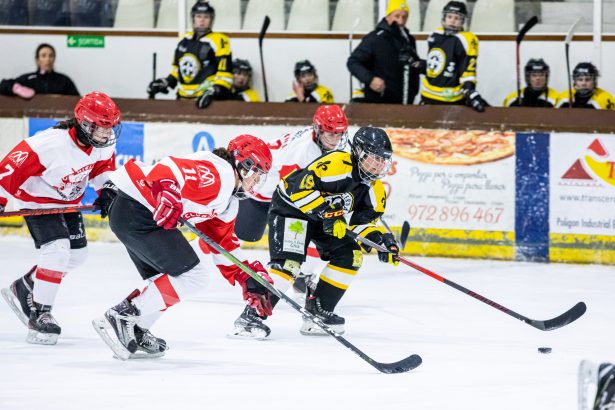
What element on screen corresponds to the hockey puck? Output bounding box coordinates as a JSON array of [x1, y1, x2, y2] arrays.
[[538, 347, 552, 354]]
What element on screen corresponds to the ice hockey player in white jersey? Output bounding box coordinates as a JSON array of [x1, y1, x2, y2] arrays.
[[579, 360, 615, 410], [92, 135, 275, 360], [0, 92, 121, 345], [227, 105, 348, 339]]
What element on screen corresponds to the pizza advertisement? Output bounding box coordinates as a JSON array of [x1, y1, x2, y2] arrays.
[[382, 128, 516, 232]]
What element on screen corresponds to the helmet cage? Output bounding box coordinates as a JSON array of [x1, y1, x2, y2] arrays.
[[313, 124, 348, 152], [78, 120, 121, 148], [234, 158, 267, 200], [352, 144, 392, 182]]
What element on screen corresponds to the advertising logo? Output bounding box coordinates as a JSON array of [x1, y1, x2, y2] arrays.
[[561, 138, 615, 187], [192, 131, 215, 152]]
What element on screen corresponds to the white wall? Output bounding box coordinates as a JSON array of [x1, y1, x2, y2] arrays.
[[0, 32, 613, 106]]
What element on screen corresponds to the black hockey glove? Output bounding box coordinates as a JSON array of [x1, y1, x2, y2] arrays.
[[466, 90, 489, 113], [195, 85, 225, 109], [321, 204, 346, 239], [93, 181, 118, 219], [147, 77, 170, 96], [364, 231, 399, 266]]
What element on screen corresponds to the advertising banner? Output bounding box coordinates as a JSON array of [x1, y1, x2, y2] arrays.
[[550, 133, 615, 236], [383, 128, 516, 232]]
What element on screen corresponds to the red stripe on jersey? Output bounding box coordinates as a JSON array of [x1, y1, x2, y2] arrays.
[[124, 159, 156, 207], [306, 246, 320, 258], [154, 274, 180, 308], [279, 164, 300, 179], [35, 267, 64, 284]]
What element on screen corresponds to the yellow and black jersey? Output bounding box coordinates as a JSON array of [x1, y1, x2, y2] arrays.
[[169, 31, 233, 99], [556, 88, 615, 110], [503, 87, 559, 108], [271, 151, 386, 238], [231, 88, 261, 102], [421, 28, 479, 103], [286, 85, 334, 103]]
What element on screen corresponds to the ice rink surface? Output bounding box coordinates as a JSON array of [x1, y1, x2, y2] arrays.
[[0, 236, 612, 410]]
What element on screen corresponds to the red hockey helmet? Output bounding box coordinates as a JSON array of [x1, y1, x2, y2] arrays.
[[312, 105, 349, 152], [74, 92, 121, 148], [228, 134, 272, 199]]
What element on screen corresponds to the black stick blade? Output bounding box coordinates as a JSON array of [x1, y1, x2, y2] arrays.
[[528, 302, 587, 331], [400, 221, 411, 249], [258, 16, 270, 46], [374, 354, 423, 374], [516, 16, 538, 43]]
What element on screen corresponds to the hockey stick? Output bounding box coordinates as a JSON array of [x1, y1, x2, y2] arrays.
[[181, 218, 422, 374], [258, 16, 271, 102], [348, 231, 587, 332], [148, 52, 157, 100], [0, 205, 96, 218], [348, 17, 360, 102], [516, 16, 538, 106], [565, 17, 582, 108], [380, 219, 411, 250]]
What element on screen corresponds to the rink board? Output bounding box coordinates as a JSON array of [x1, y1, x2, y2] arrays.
[[0, 117, 614, 264]]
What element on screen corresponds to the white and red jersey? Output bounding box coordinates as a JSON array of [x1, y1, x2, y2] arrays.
[[111, 150, 251, 285], [0, 127, 116, 209], [252, 127, 323, 202]]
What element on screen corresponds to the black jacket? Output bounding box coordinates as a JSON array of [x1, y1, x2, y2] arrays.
[[0, 70, 79, 96], [347, 19, 420, 104]]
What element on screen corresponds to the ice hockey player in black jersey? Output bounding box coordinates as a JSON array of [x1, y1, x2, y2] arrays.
[[420, 1, 488, 112], [286, 60, 334, 103], [146, 1, 233, 109], [557, 62, 615, 110], [578, 360, 615, 410], [503, 58, 559, 107], [229, 127, 400, 339], [230, 59, 261, 102]]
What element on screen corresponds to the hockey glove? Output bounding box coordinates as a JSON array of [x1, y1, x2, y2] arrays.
[[0, 196, 6, 213], [365, 231, 399, 266], [93, 180, 118, 219], [151, 178, 183, 230], [237, 261, 274, 317], [322, 204, 346, 239], [466, 90, 488, 113], [147, 77, 170, 96]]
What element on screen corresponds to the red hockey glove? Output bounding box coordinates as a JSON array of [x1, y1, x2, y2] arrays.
[[0, 196, 6, 213], [237, 261, 274, 317], [151, 178, 183, 230]]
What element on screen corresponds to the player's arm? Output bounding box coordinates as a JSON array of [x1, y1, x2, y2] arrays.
[[211, 33, 233, 91], [347, 34, 377, 86], [0, 140, 45, 210], [147, 41, 181, 96]]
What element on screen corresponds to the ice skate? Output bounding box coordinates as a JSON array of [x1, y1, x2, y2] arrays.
[[26, 302, 61, 345], [227, 305, 271, 340], [129, 325, 168, 359], [93, 297, 140, 360], [300, 294, 345, 336], [1, 267, 36, 327]]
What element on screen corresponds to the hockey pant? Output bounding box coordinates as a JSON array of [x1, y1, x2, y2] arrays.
[[23, 212, 88, 307]]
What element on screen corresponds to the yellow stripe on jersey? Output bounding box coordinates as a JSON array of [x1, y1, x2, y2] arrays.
[[319, 264, 358, 290], [370, 180, 386, 213], [290, 190, 315, 202], [307, 151, 354, 180], [270, 268, 292, 283], [298, 195, 325, 213], [242, 89, 261, 102], [421, 79, 465, 102]]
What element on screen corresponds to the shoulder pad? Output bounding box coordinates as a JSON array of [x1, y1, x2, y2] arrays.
[[503, 89, 521, 107], [314, 85, 334, 103], [307, 151, 353, 177], [456, 31, 479, 54]]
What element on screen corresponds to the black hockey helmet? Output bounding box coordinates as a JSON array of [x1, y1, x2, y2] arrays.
[[573, 62, 599, 97], [442, 1, 467, 32], [524, 58, 550, 90], [294, 60, 316, 78], [351, 127, 393, 183], [191, 1, 215, 18], [233, 59, 253, 75]]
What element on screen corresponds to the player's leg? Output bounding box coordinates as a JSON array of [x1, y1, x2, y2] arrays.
[[234, 198, 270, 242]]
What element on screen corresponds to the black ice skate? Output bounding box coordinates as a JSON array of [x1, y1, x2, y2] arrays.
[[300, 294, 345, 336], [132, 325, 168, 359], [27, 302, 61, 345], [227, 305, 271, 340], [1, 266, 36, 327], [92, 295, 141, 360], [578, 360, 615, 410]]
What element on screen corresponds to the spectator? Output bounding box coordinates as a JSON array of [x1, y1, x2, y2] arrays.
[[0, 43, 79, 99], [347, 0, 421, 104], [557, 62, 615, 110], [286, 60, 334, 103], [420, 1, 488, 112], [503, 58, 559, 107], [230, 59, 261, 102], [147, 1, 233, 109]]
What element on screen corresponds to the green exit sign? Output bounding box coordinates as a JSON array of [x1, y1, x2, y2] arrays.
[[67, 35, 105, 48]]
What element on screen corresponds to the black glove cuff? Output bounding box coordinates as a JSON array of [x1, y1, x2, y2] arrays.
[[245, 277, 266, 294]]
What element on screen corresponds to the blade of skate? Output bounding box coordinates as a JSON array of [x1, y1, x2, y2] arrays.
[[1, 287, 29, 327], [92, 317, 131, 361]]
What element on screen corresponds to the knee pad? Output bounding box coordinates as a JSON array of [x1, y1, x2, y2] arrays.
[[329, 242, 363, 271], [66, 247, 88, 272], [39, 239, 71, 272], [268, 259, 301, 291], [170, 263, 209, 300]]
